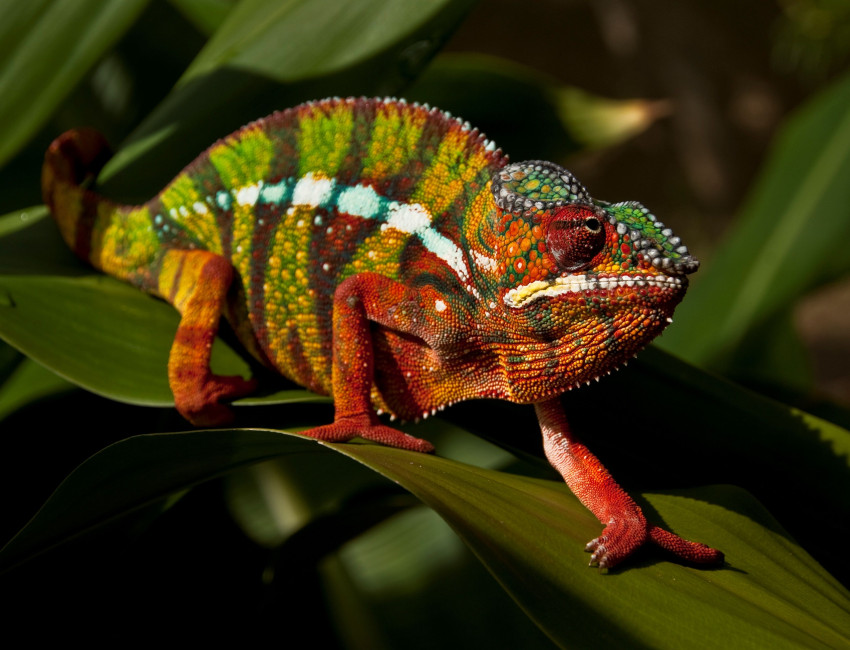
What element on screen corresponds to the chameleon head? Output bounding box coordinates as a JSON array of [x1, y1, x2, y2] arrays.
[[485, 160, 699, 396]]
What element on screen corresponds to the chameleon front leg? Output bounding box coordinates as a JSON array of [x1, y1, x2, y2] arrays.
[[535, 397, 723, 570], [158, 249, 257, 426], [301, 274, 435, 453]]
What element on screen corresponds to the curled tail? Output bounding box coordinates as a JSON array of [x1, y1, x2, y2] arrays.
[[42, 129, 115, 263], [42, 129, 160, 282]]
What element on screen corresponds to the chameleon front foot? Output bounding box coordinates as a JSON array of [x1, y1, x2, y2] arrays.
[[174, 374, 258, 427], [585, 516, 648, 570], [302, 416, 434, 453], [586, 519, 724, 571]]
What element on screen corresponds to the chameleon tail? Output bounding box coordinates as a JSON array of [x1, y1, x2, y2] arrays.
[[42, 128, 116, 264], [42, 129, 160, 283]]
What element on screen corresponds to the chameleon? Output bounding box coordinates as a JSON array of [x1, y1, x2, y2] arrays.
[[42, 96, 722, 570]]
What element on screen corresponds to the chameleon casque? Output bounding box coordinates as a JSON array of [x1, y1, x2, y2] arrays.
[[42, 96, 722, 570]]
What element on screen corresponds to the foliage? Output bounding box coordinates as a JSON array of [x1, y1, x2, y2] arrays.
[[1, 1, 849, 646]]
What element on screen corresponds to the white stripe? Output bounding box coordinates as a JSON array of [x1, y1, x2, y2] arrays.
[[386, 202, 431, 234], [292, 172, 335, 208], [235, 183, 261, 206], [503, 274, 682, 308], [418, 229, 469, 281], [337, 184, 382, 219], [471, 249, 497, 271], [259, 179, 291, 205]]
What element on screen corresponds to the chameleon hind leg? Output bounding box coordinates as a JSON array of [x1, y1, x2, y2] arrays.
[[301, 274, 434, 453], [536, 398, 723, 570], [158, 249, 257, 426]]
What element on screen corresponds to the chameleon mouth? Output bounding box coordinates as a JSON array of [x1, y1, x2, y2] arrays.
[[503, 274, 685, 308]]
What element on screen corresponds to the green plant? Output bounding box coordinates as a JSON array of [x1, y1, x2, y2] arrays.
[[1, 1, 848, 646]]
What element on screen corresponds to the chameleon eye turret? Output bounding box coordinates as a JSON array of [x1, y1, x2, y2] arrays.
[[43, 96, 722, 571], [545, 205, 607, 272]]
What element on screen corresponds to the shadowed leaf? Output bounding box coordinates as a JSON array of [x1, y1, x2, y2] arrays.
[[2, 428, 848, 648]]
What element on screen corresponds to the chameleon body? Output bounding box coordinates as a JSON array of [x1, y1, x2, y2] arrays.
[[42, 97, 721, 569]]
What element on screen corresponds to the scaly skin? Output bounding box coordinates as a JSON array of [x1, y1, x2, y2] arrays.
[[41, 97, 723, 570]]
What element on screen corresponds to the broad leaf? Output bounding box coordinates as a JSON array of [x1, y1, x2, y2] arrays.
[[168, 0, 236, 35], [101, 0, 480, 199], [0, 0, 149, 167], [2, 428, 848, 648]]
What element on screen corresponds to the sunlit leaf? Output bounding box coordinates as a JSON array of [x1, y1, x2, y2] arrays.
[[336, 440, 850, 648], [180, 0, 474, 85], [3, 428, 848, 647]]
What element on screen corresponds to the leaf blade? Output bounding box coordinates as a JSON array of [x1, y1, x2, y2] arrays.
[[0, 0, 149, 167], [4, 427, 848, 648]]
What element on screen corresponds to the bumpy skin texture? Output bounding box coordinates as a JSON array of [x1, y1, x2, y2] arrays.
[[42, 97, 722, 570]]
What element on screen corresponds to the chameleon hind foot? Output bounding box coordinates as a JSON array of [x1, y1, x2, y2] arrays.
[[173, 372, 258, 427], [302, 415, 434, 453], [159, 250, 259, 427]]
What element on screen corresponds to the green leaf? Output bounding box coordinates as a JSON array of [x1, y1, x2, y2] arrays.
[[0, 0, 149, 167], [168, 0, 236, 36], [101, 0, 479, 198], [3, 428, 848, 647], [407, 53, 669, 161], [0, 429, 316, 571], [180, 0, 474, 85], [659, 70, 850, 367], [336, 441, 850, 648]]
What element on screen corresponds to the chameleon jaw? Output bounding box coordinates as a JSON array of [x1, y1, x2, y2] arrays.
[[502, 273, 685, 309]]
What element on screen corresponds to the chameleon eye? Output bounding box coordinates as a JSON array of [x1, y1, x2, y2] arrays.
[[546, 206, 607, 272]]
